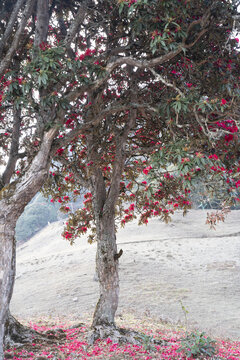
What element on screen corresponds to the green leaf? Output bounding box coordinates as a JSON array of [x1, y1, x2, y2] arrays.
[[119, 2, 124, 14]]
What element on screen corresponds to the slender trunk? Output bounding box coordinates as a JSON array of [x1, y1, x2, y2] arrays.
[[92, 211, 119, 328], [0, 217, 16, 360]]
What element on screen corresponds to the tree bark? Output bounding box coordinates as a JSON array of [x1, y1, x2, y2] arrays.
[[4, 312, 43, 348], [89, 209, 143, 346], [0, 128, 57, 358], [92, 210, 119, 328], [0, 217, 16, 360], [34, 0, 49, 47], [88, 110, 134, 333]]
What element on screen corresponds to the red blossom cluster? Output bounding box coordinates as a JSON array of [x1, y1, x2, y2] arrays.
[[39, 41, 51, 51], [76, 48, 96, 61], [56, 148, 64, 155], [63, 231, 72, 239], [65, 113, 79, 129], [143, 166, 152, 175], [65, 173, 75, 183], [216, 119, 238, 142]]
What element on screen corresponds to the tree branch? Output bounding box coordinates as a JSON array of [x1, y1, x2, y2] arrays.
[[63, 2, 87, 49], [0, 108, 22, 188], [150, 68, 184, 97], [50, 127, 83, 156], [34, 0, 49, 46], [0, 0, 36, 77], [63, 16, 210, 105], [0, 0, 26, 58], [56, 156, 88, 189], [104, 70, 137, 214]]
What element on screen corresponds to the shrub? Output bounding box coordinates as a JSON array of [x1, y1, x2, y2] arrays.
[[177, 331, 216, 359]]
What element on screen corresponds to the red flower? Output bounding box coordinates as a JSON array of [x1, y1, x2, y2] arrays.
[[56, 148, 64, 155], [129, 203, 135, 211], [209, 154, 219, 160], [143, 166, 152, 175], [221, 98, 227, 106], [64, 231, 72, 239]]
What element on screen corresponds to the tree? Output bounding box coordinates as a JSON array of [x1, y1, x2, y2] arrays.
[[0, 0, 239, 354], [0, 0, 130, 355], [42, 0, 240, 342]]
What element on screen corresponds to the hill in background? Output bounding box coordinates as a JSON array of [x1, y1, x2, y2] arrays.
[[11, 209, 240, 340]]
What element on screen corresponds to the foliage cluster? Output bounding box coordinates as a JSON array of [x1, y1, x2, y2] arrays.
[[177, 331, 216, 359]]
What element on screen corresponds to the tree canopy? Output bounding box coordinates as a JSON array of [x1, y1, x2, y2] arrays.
[[39, 0, 240, 242], [0, 0, 239, 199]]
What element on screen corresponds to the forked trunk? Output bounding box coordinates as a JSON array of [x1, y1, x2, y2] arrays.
[[0, 217, 16, 360], [92, 212, 119, 328]]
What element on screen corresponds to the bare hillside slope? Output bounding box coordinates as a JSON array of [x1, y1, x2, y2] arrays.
[[11, 210, 240, 339]]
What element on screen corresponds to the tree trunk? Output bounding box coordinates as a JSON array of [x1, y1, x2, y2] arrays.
[[89, 210, 144, 345], [4, 312, 36, 348], [0, 218, 16, 360], [0, 128, 57, 357], [92, 211, 119, 328], [0, 224, 32, 348]]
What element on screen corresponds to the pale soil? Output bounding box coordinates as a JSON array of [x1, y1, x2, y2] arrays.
[[10, 210, 240, 340]]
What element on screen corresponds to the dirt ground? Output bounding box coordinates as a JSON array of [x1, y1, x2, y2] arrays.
[[10, 209, 240, 340]]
